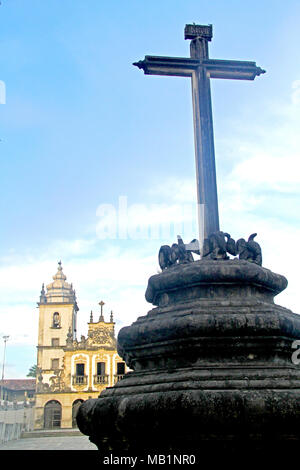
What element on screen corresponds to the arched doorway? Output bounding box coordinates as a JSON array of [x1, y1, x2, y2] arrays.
[[72, 399, 84, 428], [44, 400, 62, 429]]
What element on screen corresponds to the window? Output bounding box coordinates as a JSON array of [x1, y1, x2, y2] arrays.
[[73, 363, 86, 385], [94, 362, 108, 385], [51, 358, 59, 369], [117, 362, 125, 375], [76, 363, 85, 376], [51, 338, 59, 347], [114, 362, 126, 384], [97, 362, 106, 375], [52, 312, 60, 328]]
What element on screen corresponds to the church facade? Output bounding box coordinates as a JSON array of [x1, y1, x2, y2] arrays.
[[34, 262, 128, 429]]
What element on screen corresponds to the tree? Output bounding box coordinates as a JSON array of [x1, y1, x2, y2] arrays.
[[27, 365, 37, 377]]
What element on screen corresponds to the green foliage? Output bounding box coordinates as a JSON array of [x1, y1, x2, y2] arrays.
[[27, 365, 37, 377]]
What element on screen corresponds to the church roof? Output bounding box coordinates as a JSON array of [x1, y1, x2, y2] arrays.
[[39, 261, 77, 305], [0, 379, 36, 391]]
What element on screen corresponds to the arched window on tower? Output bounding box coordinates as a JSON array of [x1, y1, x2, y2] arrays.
[[52, 312, 60, 328]]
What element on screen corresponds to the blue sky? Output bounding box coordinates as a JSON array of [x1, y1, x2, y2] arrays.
[[0, 0, 299, 378]]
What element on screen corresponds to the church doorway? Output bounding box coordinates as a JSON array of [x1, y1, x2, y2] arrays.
[[44, 400, 62, 429], [72, 399, 84, 428]]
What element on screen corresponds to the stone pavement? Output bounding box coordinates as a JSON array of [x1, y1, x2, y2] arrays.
[[0, 431, 97, 450]]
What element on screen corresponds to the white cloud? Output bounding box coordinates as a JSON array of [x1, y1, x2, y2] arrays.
[[216, 79, 300, 221], [291, 80, 300, 105], [228, 151, 300, 193], [0, 303, 38, 346], [95, 195, 198, 242], [147, 178, 196, 204]]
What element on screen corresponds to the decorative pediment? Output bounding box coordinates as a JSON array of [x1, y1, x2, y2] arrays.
[[88, 326, 115, 347]]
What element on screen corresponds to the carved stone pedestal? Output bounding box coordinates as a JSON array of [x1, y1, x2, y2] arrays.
[[77, 259, 300, 457]]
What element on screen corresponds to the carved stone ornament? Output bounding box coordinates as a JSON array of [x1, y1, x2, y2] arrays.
[[158, 232, 262, 270], [158, 236, 198, 270], [49, 370, 65, 392], [88, 327, 113, 346]]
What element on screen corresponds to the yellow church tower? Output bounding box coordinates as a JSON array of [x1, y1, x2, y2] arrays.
[[34, 262, 128, 430], [37, 261, 78, 384]]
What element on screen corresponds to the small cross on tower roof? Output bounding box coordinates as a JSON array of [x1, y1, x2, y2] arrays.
[[99, 300, 105, 321]]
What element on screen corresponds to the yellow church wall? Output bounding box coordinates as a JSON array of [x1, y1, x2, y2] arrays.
[[63, 349, 127, 391], [37, 348, 65, 372], [34, 390, 101, 429], [34, 349, 128, 429]]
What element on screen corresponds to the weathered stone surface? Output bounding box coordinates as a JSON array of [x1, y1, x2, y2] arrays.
[[145, 259, 286, 305], [77, 260, 300, 454]]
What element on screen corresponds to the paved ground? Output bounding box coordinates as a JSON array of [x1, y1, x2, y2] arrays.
[[0, 434, 97, 450]]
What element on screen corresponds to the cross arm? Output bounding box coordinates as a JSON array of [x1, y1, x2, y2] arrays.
[[204, 59, 266, 80], [133, 55, 265, 81], [133, 56, 198, 77]]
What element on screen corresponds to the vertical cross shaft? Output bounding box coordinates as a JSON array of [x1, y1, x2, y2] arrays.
[[189, 35, 219, 242]]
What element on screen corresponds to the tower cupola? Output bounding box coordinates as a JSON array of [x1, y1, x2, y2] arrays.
[[43, 261, 77, 305]]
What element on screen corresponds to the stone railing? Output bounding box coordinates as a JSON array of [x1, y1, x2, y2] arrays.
[[93, 374, 109, 385], [72, 375, 88, 385]]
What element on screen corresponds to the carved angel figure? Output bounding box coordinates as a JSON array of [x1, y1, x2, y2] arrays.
[[202, 231, 236, 260], [158, 245, 176, 270], [158, 232, 262, 269], [236, 233, 262, 265], [158, 236, 194, 270]]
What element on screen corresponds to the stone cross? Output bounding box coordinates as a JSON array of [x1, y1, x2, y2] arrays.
[[134, 24, 265, 248], [99, 300, 105, 321]]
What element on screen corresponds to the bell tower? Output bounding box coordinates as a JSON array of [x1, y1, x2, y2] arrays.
[[37, 261, 79, 387]]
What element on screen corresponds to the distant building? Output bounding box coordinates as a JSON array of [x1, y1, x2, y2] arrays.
[[0, 379, 35, 404], [34, 262, 128, 429]]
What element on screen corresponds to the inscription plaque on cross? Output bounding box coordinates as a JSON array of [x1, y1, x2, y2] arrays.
[[134, 24, 265, 251]]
